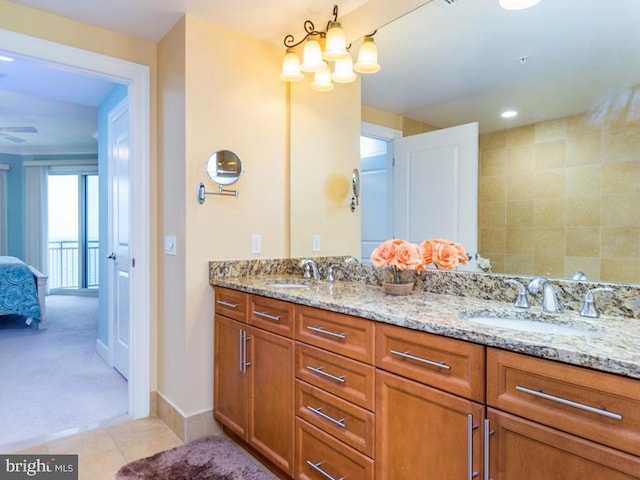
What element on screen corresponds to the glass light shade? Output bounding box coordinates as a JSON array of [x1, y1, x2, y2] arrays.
[[310, 66, 334, 92], [332, 55, 357, 84], [279, 49, 304, 82], [323, 22, 349, 60], [300, 36, 326, 72], [354, 36, 380, 74], [499, 0, 541, 10]]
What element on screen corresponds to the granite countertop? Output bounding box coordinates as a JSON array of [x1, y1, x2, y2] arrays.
[[210, 275, 640, 380]]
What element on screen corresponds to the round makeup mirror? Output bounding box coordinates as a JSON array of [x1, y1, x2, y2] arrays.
[[205, 150, 242, 186]]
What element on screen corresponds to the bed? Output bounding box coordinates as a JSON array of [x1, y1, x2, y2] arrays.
[[0, 256, 48, 329]]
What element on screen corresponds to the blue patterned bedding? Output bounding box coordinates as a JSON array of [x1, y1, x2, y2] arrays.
[[0, 256, 41, 321]]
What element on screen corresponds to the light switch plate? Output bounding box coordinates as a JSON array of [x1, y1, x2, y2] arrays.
[[164, 235, 176, 255], [312, 234, 321, 252]]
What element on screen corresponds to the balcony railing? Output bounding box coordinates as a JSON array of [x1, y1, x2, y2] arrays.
[[48, 240, 99, 289]]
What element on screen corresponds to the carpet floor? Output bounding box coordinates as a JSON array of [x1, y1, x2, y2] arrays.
[[116, 435, 276, 480], [0, 295, 128, 449]]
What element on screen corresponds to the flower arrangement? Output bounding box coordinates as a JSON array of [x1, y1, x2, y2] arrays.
[[370, 239, 423, 284], [370, 238, 468, 284], [419, 239, 469, 270]]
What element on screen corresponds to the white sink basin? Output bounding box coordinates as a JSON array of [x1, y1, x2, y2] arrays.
[[467, 316, 591, 336]]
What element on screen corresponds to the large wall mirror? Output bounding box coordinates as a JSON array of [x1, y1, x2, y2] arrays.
[[352, 0, 639, 284]]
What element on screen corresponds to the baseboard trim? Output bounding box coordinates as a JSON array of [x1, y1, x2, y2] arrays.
[[155, 392, 219, 443], [96, 338, 110, 365]]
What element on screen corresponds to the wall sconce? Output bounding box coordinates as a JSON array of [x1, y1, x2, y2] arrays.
[[279, 5, 380, 92], [198, 150, 242, 203]]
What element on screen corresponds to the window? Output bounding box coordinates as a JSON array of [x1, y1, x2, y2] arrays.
[[48, 172, 99, 291]]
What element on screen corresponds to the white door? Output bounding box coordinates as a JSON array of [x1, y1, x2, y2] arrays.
[[393, 122, 479, 267], [108, 98, 131, 379]]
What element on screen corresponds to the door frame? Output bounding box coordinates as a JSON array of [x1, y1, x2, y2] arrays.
[[0, 28, 151, 419]]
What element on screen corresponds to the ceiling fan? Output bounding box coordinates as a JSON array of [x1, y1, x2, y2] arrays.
[[0, 126, 38, 143]]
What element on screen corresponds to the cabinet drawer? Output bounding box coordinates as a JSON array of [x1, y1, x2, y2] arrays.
[[296, 418, 374, 480], [214, 287, 248, 322], [375, 323, 485, 402], [487, 348, 640, 457], [296, 305, 375, 363], [296, 343, 375, 410], [249, 294, 294, 338], [296, 379, 375, 457]]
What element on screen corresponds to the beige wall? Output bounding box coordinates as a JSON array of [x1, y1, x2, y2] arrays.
[[362, 104, 438, 136], [0, 0, 160, 393], [158, 15, 287, 416], [479, 113, 640, 283]]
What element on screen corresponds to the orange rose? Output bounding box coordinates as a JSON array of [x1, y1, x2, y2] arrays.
[[454, 242, 469, 265], [370, 239, 397, 267], [419, 240, 434, 265], [433, 242, 459, 269], [393, 240, 423, 271]]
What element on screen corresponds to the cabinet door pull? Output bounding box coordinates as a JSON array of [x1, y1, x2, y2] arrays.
[[238, 330, 244, 372], [217, 300, 238, 308], [243, 333, 251, 373], [483, 419, 494, 480], [306, 460, 345, 480], [306, 365, 346, 383], [307, 325, 346, 339], [515, 385, 623, 420], [390, 349, 451, 370], [307, 405, 346, 428], [467, 414, 479, 479], [253, 310, 281, 322]]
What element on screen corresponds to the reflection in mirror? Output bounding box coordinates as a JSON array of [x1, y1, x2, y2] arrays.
[[206, 150, 242, 186], [357, 0, 640, 284], [350, 168, 360, 212]]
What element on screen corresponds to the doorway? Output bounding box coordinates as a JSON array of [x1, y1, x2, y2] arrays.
[[0, 28, 151, 419]]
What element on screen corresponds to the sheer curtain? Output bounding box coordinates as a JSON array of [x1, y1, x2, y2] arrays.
[[0, 165, 7, 256], [24, 164, 49, 274]]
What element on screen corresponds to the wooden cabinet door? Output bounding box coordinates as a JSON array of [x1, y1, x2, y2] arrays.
[[248, 326, 295, 476], [488, 408, 640, 480], [214, 314, 247, 439], [376, 370, 484, 480]]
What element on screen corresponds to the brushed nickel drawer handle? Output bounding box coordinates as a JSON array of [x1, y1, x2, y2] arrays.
[[390, 349, 451, 370], [217, 300, 238, 308], [254, 310, 281, 322], [307, 405, 346, 428], [515, 385, 623, 420], [306, 461, 345, 480], [306, 365, 346, 383], [307, 325, 346, 339]]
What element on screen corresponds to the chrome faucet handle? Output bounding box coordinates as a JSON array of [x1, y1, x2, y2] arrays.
[[505, 279, 530, 309], [326, 264, 340, 282], [344, 256, 359, 264], [580, 287, 613, 318]]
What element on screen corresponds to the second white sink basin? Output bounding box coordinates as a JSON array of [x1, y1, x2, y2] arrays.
[[467, 316, 591, 336]]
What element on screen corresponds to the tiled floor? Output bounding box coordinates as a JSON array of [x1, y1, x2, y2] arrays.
[[10, 416, 183, 480]]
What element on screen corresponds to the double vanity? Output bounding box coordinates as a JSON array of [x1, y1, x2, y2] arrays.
[[209, 259, 640, 479]]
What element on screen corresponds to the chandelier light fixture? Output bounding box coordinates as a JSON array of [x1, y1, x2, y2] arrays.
[[279, 5, 380, 92]]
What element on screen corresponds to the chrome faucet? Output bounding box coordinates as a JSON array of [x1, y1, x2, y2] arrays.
[[298, 258, 320, 281], [505, 279, 530, 309], [326, 264, 340, 282], [580, 287, 613, 318], [528, 277, 563, 313], [344, 256, 359, 264]]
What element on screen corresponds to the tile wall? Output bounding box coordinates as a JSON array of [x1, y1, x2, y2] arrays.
[[478, 111, 640, 283]]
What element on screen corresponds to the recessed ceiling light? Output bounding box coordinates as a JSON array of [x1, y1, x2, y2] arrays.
[[501, 110, 518, 118], [499, 0, 542, 10], [0, 55, 14, 62]]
